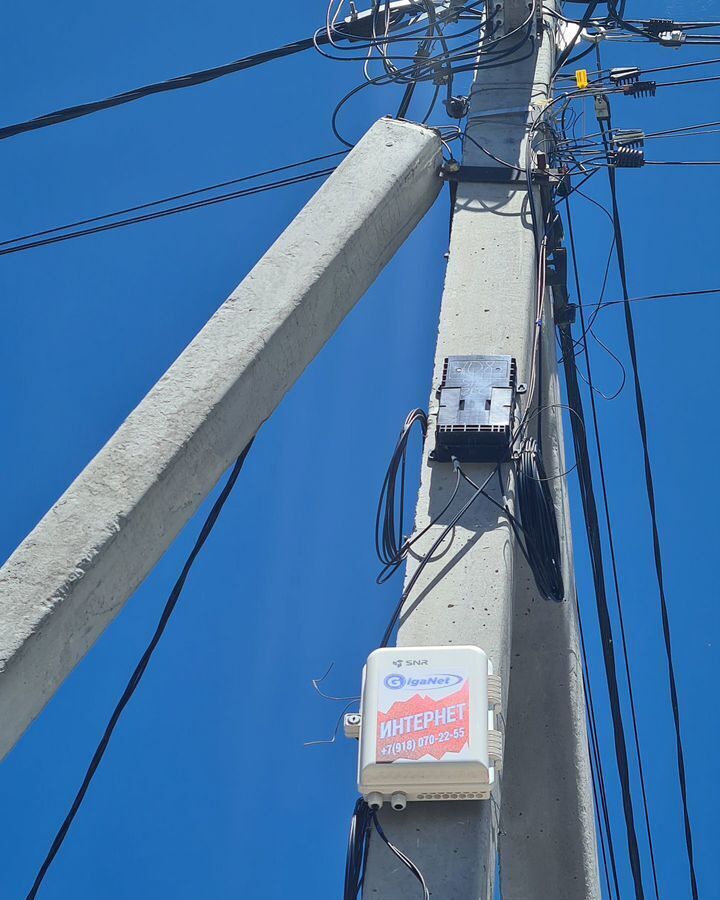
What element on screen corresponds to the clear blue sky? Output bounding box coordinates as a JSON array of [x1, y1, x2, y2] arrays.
[[0, 2, 717, 897]]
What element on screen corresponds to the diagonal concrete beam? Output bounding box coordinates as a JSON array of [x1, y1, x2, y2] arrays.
[[0, 117, 443, 760]]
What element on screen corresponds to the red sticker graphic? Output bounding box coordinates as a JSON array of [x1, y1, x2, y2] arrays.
[[376, 681, 470, 762]]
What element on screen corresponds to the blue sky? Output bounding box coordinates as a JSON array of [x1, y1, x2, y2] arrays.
[[0, 2, 718, 898]]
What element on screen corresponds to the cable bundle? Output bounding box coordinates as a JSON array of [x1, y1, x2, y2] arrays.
[[515, 437, 565, 603], [344, 799, 373, 899], [323, 0, 541, 145], [343, 799, 429, 899], [375, 408, 428, 583]]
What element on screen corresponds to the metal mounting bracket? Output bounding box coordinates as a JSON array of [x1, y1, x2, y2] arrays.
[[440, 165, 564, 188], [495, 0, 536, 33]]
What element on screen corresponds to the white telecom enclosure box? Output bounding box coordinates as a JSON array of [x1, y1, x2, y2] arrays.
[[354, 645, 502, 809]]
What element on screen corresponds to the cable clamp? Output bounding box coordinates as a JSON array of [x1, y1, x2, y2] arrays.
[[439, 165, 564, 187], [609, 66, 641, 86], [644, 17, 686, 46], [646, 17, 676, 36], [657, 29, 686, 48], [546, 246, 566, 286], [623, 81, 657, 99], [610, 146, 645, 168], [612, 128, 645, 149], [555, 301, 577, 326], [575, 69, 589, 90]]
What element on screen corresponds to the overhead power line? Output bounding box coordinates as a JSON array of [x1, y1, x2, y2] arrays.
[[594, 287, 720, 308], [0, 36, 329, 142], [0, 150, 347, 249], [565, 200, 661, 899], [25, 441, 254, 900], [605, 165, 700, 900], [0, 161, 341, 256], [0, 2, 433, 143], [557, 304, 648, 900], [595, 65, 701, 891]]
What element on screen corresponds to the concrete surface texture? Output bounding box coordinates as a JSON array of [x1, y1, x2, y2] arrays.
[[363, 6, 600, 897], [0, 117, 443, 761]]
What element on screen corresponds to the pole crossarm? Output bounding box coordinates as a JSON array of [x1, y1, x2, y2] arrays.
[[0, 118, 443, 761]]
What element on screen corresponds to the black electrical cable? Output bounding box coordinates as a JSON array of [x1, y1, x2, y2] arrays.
[[600, 121, 701, 900], [0, 151, 349, 249], [0, 37, 331, 142], [515, 437, 564, 603], [565, 199, 660, 899], [552, 1, 601, 76], [645, 159, 720, 165], [0, 167, 337, 257], [25, 440, 254, 900], [371, 813, 430, 899], [557, 318, 647, 900], [656, 73, 720, 89], [577, 602, 622, 900], [343, 800, 429, 899], [590, 56, 700, 888], [344, 799, 373, 899], [375, 409, 466, 585], [455, 452, 566, 604], [375, 409, 428, 580], [380, 461, 500, 648], [0, 5, 436, 145], [594, 287, 720, 309], [330, 8, 537, 147]]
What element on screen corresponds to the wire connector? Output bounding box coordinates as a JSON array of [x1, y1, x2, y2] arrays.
[[610, 146, 645, 168], [612, 128, 645, 150], [624, 81, 657, 99], [609, 66, 640, 86]]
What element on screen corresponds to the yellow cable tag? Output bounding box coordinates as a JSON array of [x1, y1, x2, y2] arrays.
[[576, 69, 589, 90]]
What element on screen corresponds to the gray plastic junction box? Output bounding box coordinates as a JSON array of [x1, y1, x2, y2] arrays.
[[432, 354, 516, 463]]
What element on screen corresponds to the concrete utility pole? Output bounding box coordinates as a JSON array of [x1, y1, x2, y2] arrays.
[[363, 2, 601, 897], [0, 118, 442, 761]]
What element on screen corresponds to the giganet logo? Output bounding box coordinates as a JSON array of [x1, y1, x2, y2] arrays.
[[384, 673, 463, 691]]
